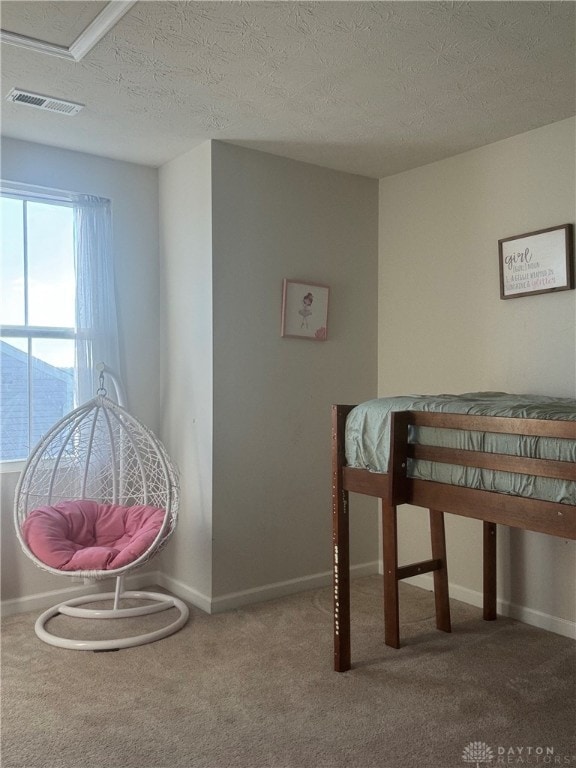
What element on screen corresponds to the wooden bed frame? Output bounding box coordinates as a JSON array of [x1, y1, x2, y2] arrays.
[[331, 404, 576, 672]]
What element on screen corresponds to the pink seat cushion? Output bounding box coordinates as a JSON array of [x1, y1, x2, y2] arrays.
[[22, 500, 166, 571]]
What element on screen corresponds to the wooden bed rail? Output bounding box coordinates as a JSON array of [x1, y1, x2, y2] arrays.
[[410, 410, 576, 437], [408, 410, 576, 482], [407, 410, 575, 537], [331, 404, 576, 672]]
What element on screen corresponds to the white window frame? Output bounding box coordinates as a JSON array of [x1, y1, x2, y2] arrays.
[[1, 186, 77, 468]]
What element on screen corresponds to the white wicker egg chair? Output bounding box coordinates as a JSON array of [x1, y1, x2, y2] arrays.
[[14, 366, 188, 651]]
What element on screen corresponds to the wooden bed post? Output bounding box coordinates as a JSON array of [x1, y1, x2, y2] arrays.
[[429, 509, 451, 633], [382, 502, 400, 649], [382, 412, 452, 647], [483, 522, 497, 621], [332, 405, 353, 672], [382, 411, 409, 650]]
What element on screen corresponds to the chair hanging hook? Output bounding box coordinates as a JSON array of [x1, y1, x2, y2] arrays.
[[97, 370, 107, 398]]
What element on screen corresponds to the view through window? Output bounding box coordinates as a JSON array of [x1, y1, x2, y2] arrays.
[[1, 192, 76, 462]]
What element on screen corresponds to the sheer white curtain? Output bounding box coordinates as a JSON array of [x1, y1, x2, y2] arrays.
[[74, 195, 125, 405]]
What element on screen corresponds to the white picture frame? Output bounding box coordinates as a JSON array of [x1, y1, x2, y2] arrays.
[[281, 279, 330, 341]]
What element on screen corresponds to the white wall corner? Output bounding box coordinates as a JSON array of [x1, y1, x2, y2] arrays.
[[154, 572, 212, 614]]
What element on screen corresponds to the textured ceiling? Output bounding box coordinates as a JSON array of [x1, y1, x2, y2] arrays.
[[0, 2, 107, 46], [1, 1, 575, 178]]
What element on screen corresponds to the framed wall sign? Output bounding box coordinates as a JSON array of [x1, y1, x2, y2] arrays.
[[281, 279, 329, 341], [498, 223, 574, 299]]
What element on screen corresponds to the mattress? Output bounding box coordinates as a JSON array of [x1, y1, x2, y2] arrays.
[[345, 392, 576, 505]]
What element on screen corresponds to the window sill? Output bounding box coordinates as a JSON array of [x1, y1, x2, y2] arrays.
[[0, 460, 25, 475]]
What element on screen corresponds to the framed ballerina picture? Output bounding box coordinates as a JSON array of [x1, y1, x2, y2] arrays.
[[281, 279, 330, 341]]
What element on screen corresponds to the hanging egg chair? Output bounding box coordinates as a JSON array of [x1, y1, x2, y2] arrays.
[[14, 368, 189, 651]]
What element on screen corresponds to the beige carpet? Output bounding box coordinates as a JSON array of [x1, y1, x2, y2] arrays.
[[2, 576, 575, 768]]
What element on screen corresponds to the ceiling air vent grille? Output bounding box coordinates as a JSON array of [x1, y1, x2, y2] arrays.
[[6, 88, 84, 116]]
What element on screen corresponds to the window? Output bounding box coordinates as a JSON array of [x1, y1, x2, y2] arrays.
[[1, 192, 76, 462], [0, 185, 121, 464]]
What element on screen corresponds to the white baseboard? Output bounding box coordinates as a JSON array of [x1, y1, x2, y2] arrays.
[[2, 561, 380, 618], [205, 561, 378, 614], [0, 571, 156, 618], [154, 572, 212, 614], [399, 572, 576, 641], [209, 561, 380, 614], [4, 562, 573, 641]]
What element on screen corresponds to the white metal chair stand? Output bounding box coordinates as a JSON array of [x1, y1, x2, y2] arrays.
[[14, 365, 189, 651], [33, 584, 190, 651]]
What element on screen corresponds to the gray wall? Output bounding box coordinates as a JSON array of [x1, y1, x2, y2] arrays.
[[158, 141, 379, 605], [2, 137, 379, 611], [210, 143, 379, 598]]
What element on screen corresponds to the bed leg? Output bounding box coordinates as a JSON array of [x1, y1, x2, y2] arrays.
[[332, 405, 351, 672], [382, 502, 400, 649], [483, 522, 497, 621], [333, 488, 351, 672], [429, 509, 451, 633]]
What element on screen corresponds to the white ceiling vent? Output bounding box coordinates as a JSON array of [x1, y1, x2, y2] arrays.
[[6, 88, 84, 116]]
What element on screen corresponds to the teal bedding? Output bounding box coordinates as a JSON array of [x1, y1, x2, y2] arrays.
[[345, 393, 576, 505]]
